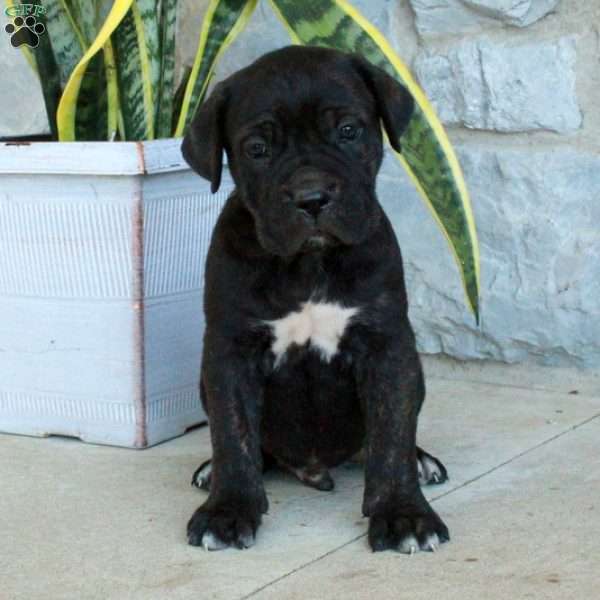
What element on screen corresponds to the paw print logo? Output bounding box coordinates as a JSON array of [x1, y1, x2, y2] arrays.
[[5, 15, 45, 48]]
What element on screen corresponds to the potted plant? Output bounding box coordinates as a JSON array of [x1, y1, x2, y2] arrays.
[[0, 0, 479, 447]]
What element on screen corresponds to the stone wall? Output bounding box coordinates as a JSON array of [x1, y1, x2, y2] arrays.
[[2, 1, 599, 368]]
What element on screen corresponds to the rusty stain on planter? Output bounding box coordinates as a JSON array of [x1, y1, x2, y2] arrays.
[[135, 141, 147, 174], [132, 180, 147, 448]]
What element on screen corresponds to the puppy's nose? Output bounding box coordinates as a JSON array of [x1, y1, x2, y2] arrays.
[[295, 187, 330, 218], [292, 181, 339, 219]]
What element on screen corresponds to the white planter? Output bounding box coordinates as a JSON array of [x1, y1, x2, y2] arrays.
[[0, 139, 232, 447]]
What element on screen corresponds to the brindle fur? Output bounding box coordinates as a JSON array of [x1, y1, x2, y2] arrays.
[[182, 46, 449, 553]]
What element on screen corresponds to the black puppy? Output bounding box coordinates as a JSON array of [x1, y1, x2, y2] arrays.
[[181, 46, 449, 554]]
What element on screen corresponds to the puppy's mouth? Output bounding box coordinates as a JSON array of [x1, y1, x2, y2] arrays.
[[299, 232, 339, 252]]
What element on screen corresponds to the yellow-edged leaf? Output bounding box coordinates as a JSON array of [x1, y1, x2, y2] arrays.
[[102, 39, 120, 139], [175, 0, 258, 137], [57, 0, 134, 141]]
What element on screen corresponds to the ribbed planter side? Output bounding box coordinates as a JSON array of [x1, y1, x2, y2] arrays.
[[0, 139, 231, 447]]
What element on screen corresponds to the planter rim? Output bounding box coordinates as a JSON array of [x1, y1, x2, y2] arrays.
[[0, 138, 194, 176]]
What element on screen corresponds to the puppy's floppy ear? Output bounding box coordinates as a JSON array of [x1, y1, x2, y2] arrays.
[[353, 57, 414, 153], [181, 82, 229, 193]]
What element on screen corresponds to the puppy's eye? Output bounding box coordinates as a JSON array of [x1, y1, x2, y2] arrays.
[[245, 138, 269, 159], [338, 123, 360, 142]]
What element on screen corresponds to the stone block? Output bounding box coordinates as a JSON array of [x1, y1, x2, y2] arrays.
[[409, 0, 560, 35], [415, 37, 582, 133], [376, 145, 600, 368]]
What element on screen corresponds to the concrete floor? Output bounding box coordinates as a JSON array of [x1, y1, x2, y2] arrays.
[[1, 375, 599, 600]]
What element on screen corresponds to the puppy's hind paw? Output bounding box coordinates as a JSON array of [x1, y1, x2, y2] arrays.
[[417, 447, 448, 486], [191, 459, 212, 491]]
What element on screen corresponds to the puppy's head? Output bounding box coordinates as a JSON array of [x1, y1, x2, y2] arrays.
[[182, 46, 413, 256]]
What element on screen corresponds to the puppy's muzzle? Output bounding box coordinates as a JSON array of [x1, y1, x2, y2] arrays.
[[282, 169, 341, 221]]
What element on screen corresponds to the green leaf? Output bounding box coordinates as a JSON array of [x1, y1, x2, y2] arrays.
[[102, 39, 120, 140], [138, 0, 161, 107], [31, 22, 62, 140], [172, 65, 191, 136], [155, 0, 178, 138], [112, 0, 160, 140], [57, 0, 134, 140], [269, 0, 480, 321], [40, 0, 112, 140], [69, 0, 97, 42], [174, 0, 258, 136], [65, 1, 112, 140], [41, 0, 85, 86]]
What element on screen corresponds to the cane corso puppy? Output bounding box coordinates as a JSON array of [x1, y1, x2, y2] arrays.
[[181, 45, 449, 554]]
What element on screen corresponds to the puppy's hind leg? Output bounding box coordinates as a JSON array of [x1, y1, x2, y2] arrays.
[[192, 451, 277, 491]]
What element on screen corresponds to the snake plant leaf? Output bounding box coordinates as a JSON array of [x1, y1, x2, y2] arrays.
[[41, 0, 110, 140], [137, 0, 161, 122], [112, 0, 161, 140], [41, 0, 85, 86], [31, 21, 62, 140], [103, 38, 121, 140], [155, 0, 178, 138], [69, 0, 97, 42], [269, 0, 480, 320], [74, 1, 116, 140], [57, 0, 134, 140], [172, 65, 191, 134], [174, 0, 258, 137]]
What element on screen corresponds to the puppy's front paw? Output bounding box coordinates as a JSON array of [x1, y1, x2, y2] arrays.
[[187, 501, 261, 551], [368, 505, 449, 554]]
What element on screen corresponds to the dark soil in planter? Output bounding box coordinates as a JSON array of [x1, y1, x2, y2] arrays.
[[0, 134, 54, 143]]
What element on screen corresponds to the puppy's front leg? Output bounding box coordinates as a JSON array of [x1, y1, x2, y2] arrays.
[[357, 328, 449, 554], [187, 342, 268, 550]]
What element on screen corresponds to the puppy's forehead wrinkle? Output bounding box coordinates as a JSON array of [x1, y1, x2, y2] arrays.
[[244, 112, 277, 128], [231, 66, 371, 128], [238, 102, 369, 145]]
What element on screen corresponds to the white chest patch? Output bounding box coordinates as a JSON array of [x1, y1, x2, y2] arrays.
[[265, 301, 359, 366]]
